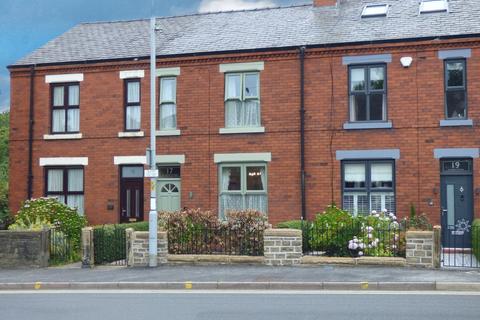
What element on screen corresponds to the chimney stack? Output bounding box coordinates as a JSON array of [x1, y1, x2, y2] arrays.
[[313, 0, 337, 7]]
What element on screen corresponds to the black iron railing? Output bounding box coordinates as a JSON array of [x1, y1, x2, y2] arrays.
[[93, 225, 126, 265], [167, 223, 264, 256], [302, 220, 404, 257], [49, 228, 78, 265], [441, 224, 480, 268]]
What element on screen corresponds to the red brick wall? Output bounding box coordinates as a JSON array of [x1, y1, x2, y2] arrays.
[[8, 38, 480, 226]]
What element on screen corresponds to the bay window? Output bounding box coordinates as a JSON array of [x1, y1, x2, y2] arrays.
[[219, 163, 267, 218], [159, 77, 177, 130], [349, 65, 386, 122], [46, 167, 84, 215], [125, 79, 141, 131], [51, 83, 80, 133], [225, 73, 260, 128], [342, 160, 395, 215]]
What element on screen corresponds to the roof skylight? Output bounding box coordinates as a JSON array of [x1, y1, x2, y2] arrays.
[[419, 0, 448, 14], [361, 4, 389, 17]]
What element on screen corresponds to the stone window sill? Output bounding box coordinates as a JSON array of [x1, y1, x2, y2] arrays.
[[156, 130, 181, 136], [219, 127, 265, 134], [343, 121, 393, 130], [118, 131, 145, 138], [43, 133, 83, 140], [439, 119, 473, 127]]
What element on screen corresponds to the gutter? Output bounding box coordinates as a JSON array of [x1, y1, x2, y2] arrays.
[[27, 65, 35, 199], [299, 47, 306, 221]]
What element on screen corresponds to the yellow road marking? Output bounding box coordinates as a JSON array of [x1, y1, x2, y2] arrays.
[[184, 282, 193, 290]]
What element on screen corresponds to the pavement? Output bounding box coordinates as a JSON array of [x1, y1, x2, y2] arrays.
[[1, 264, 480, 291]]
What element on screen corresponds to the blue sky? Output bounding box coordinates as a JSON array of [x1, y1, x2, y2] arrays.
[[0, 0, 305, 112]]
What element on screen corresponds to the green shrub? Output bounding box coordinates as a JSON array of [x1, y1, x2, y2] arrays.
[[276, 220, 303, 229], [9, 198, 87, 250], [94, 221, 149, 232], [473, 219, 480, 262]]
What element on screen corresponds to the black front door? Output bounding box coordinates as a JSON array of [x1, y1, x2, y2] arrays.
[[440, 159, 473, 248], [120, 166, 144, 223]]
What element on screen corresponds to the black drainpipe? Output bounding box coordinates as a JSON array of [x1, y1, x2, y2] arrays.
[[299, 47, 306, 221], [27, 65, 35, 199]]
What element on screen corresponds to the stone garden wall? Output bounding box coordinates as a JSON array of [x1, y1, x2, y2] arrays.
[[0, 230, 49, 268]]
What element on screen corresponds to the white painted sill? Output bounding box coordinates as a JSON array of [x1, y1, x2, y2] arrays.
[[156, 130, 181, 136], [118, 131, 145, 138], [219, 127, 265, 134], [439, 119, 473, 127], [43, 133, 83, 140], [343, 121, 393, 130]]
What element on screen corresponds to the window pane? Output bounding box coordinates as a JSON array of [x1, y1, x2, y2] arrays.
[[67, 195, 84, 215], [52, 109, 66, 132], [371, 163, 393, 188], [447, 62, 464, 87], [127, 81, 140, 103], [67, 109, 80, 132], [68, 85, 80, 105], [48, 169, 63, 192], [243, 100, 260, 127], [50, 195, 65, 204], [225, 100, 242, 128], [369, 67, 385, 90], [126, 105, 141, 130], [158, 166, 180, 179], [344, 163, 365, 189], [343, 193, 368, 216], [350, 94, 367, 121], [247, 166, 265, 191], [446, 91, 466, 119], [219, 194, 243, 219], [122, 166, 143, 178], [370, 193, 395, 213], [160, 103, 176, 129], [244, 74, 259, 98], [68, 169, 84, 192], [160, 78, 176, 102], [221, 167, 241, 191], [226, 74, 241, 99], [369, 93, 385, 121], [53, 87, 64, 106], [350, 68, 365, 91], [245, 194, 267, 213]]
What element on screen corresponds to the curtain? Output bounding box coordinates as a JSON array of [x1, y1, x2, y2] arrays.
[[245, 194, 267, 214], [160, 103, 176, 129], [67, 109, 80, 132], [344, 163, 365, 183], [52, 110, 65, 132], [161, 78, 176, 102], [126, 105, 141, 130], [225, 100, 242, 127], [222, 168, 231, 191], [68, 85, 79, 105], [67, 195, 84, 215], [127, 82, 140, 103], [68, 169, 83, 192], [53, 87, 64, 106], [219, 194, 242, 219], [244, 100, 260, 126], [48, 170, 63, 192], [371, 163, 392, 183]]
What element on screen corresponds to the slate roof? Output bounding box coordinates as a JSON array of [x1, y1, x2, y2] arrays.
[[12, 0, 480, 67]]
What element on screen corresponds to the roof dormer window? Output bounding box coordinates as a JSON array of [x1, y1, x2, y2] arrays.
[[419, 0, 448, 14], [361, 4, 389, 18]]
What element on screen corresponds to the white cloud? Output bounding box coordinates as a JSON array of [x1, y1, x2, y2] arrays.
[[0, 74, 10, 112], [198, 0, 277, 13]]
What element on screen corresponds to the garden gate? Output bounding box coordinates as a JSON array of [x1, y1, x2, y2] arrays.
[[93, 226, 127, 266]]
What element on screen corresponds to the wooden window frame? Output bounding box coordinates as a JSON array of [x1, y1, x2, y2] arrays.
[[44, 166, 85, 207], [124, 78, 142, 132], [50, 82, 80, 134], [224, 72, 261, 128], [159, 77, 177, 131], [444, 59, 467, 120]]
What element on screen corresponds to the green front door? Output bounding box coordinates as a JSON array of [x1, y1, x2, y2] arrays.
[[157, 180, 181, 212]]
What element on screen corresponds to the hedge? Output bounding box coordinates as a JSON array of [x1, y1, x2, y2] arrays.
[[276, 220, 304, 229], [473, 219, 480, 262]]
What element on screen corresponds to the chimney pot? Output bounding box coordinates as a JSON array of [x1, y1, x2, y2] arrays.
[[313, 0, 337, 7]]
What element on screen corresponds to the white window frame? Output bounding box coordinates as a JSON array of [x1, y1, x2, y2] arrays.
[[361, 4, 389, 18], [159, 77, 178, 131], [218, 162, 268, 219], [224, 72, 261, 129], [419, 0, 448, 14]]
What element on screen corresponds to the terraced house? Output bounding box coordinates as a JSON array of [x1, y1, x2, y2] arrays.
[[7, 0, 480, 248]]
